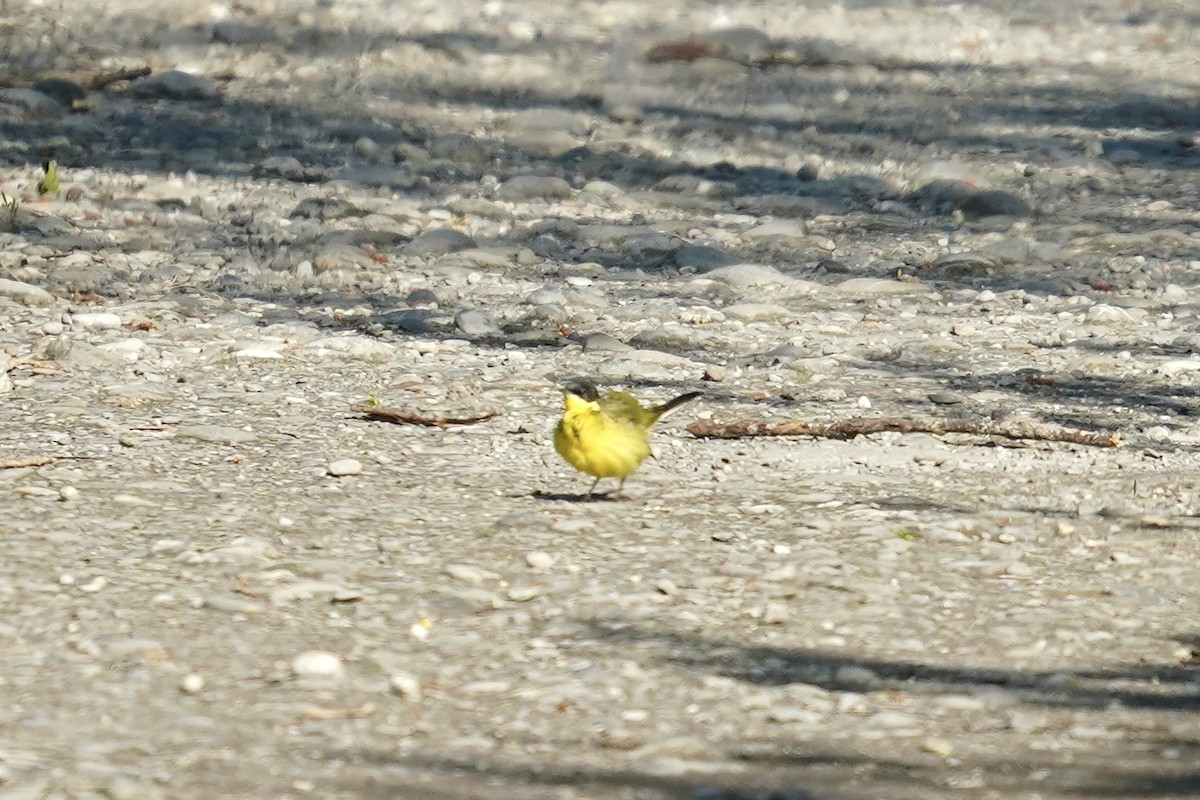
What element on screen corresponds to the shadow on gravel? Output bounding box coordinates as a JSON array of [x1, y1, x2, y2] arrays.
[[584, 622, 1200, 713], [535, 621, 1200, 797], [332, 745, 1200, 800], [1085, 765, 1200, 798], [846, 349, 1200, 439], [10, 6, 1200, 356], [331, 750, 883, 800]]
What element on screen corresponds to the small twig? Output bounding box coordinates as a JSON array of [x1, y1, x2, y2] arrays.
[[686, 416, 1121, 448], [1, 454, 101, 468], [350, 404, 500, 430], [299, 703, 376, 720], [88, 66, 152, 91]]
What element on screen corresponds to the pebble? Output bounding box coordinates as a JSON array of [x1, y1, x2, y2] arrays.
[[865, 710, 919, 730], [102, 776, 166, 800], [212, 22, 277, 45], [766, 707, 822, 725], [495, 175, 574, 201], [0, 278, 54, 306], [1157, 360, 1200, 376], [0, 87, 65, 116], [503, 107, 589, 135], [150, 539, 188, 556], [180, 673, 205, 694], [132, 69, 219, 100], [958, 189, 1032, 218], [741, 219, 808, 242], [723, 302, 792, 322], [583, 333, 633, 353], [233, 347, 285, 360], [455, 309, 503, 336], [928, 391, 964, 405], [1084, 304, 1131, 323], [296, 336, 395, 362], [70, 312, 122, 330], [525, 551, 555, 569], [526, 287, 566, 305], [313, 243, 373, 272], [921, 737, 954, 756], [202, 595, 266, 614], [327, 458, 363, 477], [175, 425, 256, 445], [461, 680, 511, 694], [389, 673, 422, 700], [445, 563, 500, 584], [702, 263, 795, 289], [208, 537, 279, 562], [404, 228, 476, 257], [505, 129, 578, 157], [292, 651, 344, 680], [835, 277, 922, 297], [833, 665, 879, 688], [675, 244, 735, 270], [762, 602, 790, 624], [291, 197, 364, 221]]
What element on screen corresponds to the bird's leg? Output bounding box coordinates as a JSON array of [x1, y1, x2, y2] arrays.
[[613, 476, 627, 500], [586, 476, 601, 499]]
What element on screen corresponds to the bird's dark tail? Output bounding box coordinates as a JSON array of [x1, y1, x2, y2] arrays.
[[649, 391, 702, 421]]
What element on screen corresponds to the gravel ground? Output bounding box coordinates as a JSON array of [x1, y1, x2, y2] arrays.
[[3, 1, 1200, 798]]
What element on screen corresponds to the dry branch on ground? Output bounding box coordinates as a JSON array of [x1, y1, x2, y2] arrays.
[[686, 416, 1121, 448]]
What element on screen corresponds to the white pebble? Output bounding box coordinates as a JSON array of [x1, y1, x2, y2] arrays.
[[71, 312, 122, 330], [921, 737, 954, 756], [525, 551, 555, 569], [180, 673, 205, 694], [389, 673, 422, 700], [292, 651, 344, 679], [58, 485, 79, 502], [763, 602, 790, 624], [233, 348, 284, 360], [327, 458, 363, 477], [866, 710, 917, 729], [150, 539, 187, 555], [80, 576, 107, 593]]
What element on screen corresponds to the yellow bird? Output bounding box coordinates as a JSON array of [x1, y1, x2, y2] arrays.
[[553, 378, 702, 498], [36, 159, 58, 197]]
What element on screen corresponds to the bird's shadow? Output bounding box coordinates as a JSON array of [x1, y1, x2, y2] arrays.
[[528, 490, 629, 503]]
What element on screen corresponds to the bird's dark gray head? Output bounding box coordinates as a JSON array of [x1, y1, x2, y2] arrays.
[[562, 377, 601, 401]]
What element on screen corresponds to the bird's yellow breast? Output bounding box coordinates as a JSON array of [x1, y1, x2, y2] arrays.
[[554, 400, 651, 479]]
